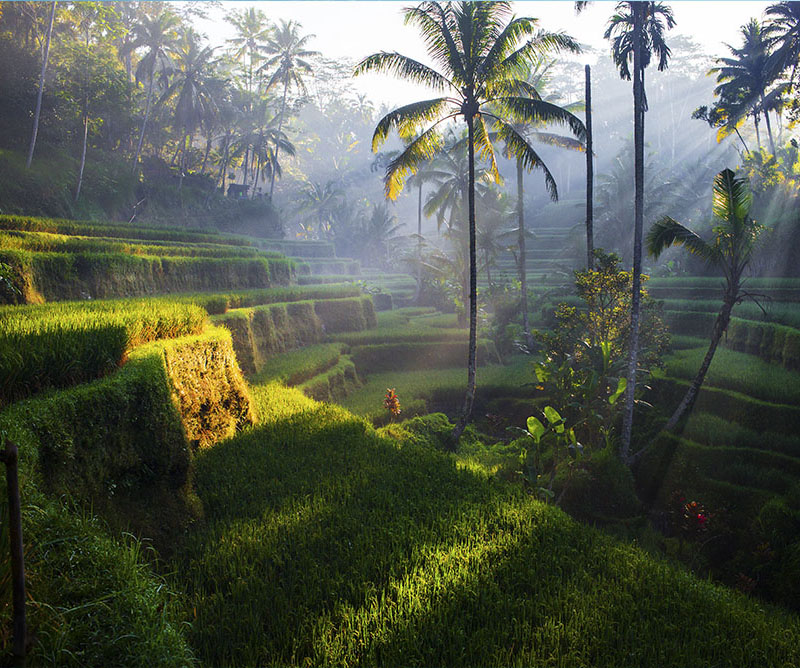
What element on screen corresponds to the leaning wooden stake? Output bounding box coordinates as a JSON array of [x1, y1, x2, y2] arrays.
[[0, 442, 26, 662]]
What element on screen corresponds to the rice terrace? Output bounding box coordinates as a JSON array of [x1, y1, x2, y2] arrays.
[[1, 0, 800, 665]]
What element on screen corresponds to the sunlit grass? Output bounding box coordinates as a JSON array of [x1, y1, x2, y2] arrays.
[[170, 383, 800, 667], [0, 297, 206, 404]]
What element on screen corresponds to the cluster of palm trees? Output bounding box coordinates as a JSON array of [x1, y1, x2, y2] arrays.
[[16, 2, 317, 203], [359, 0, 679, 451], [703, 2, 800, 155]]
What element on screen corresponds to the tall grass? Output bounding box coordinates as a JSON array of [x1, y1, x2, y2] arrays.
[[171, 382, 800, 667], [0, 298, 206, 404]]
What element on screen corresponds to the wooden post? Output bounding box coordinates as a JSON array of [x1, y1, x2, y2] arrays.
[[0, 442, 26, 662]]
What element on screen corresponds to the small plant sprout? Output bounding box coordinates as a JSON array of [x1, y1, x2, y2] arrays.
[[383, 388, 401, 416]]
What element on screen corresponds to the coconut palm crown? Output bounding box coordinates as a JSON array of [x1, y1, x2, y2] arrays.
[[355, 0, 586, 440]]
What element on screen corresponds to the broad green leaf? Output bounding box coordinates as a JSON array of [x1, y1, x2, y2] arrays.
[[526, 416, 545, 443], [609, 377, 627, 405], [543, 406, 562, 429]]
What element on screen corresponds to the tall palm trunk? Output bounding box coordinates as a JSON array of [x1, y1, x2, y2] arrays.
[[585, 64, 594, 270], [660, 289, 737, 434], [760, 92, 776, 154], [269, 78, 289, 199], [516, 160, 531, 344], [201, 134, 212, 174], [219, 130, 231, 194], [621, 6, 646, 463], [75, 96, 89, 201], [754, 113, 761, 149], [452, 110, 478, 444], [414, 181, 423, 304], [133, 68, 155, 172], [26, 0, 56, 169]]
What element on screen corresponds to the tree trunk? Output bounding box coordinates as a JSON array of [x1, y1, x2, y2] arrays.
[[26, 0, 56, 169], [452, 111, 478, 444], [269, 78, 289, 199], [761, 92, 776, 154], [219, 131, 230, 194], [585, 64, 594, 270], [133, 66, 155, 172], [754, 113, 761, 149], [201, 134, 212, 174], [75, 99, 89, 202], [414, 181, 423, 304], [516, 159, 531, 345], [661, 292, 736, 433], [621, 5, 646, 463], [178, 132, 188, 192]]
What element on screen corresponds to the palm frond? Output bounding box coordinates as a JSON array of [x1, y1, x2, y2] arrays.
[[474, 115, 501, 184], [494, 97, 586, 142], [496, 120, 559, 200], [371, 98, 451, 151], [384, 125, 447, 200], [353, 51, 455, 91], [712, 168, 752, 224], [646, 216, 719, 264]]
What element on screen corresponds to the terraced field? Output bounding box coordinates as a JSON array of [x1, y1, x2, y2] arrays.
[[1, 216, 799, 665]]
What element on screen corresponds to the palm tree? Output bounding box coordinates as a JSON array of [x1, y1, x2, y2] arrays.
[[602, 0, 674, 463], [711, 19, 785, 155], [226, 7, 271, 96], [765, 2, 800, 90], [130, 11, 180, 170], [645, 169, 764, 438], [497, 59, 584, 345], [356, 1, 585, 441], [407, 167, 441, 303], [226, 7, 272, 188], [159, 31, 218, 192], [26, 0, 56, 168], [261, 20, 319, 198]]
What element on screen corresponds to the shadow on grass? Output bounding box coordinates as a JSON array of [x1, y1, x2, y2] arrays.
[[171, 399, 800, 667]]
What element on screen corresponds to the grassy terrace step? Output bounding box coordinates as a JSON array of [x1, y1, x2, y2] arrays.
[[0, 298, 206, 405], [172, 382, 800, 667], [0, 213, 253, 246], [664, 310, 800, 371], [682, 411, 800, 458], [177, 283, 361, 314], [212, 296, 375, 375], [297, 355, 360, 402], [1, 248, 290, 303], [0, 229, 282, 259], [295, 258, 361, 276], [332, 308, 466, 346], [251, 342, 346, 386], [350, 340, 499, 374], [650, 375, 800, 436], [657, 298, 800, 330], [662, 346, 800, 406], [340, 355, 536, 424], [258, 238, 337, 258], [651, 286, 800, 302]]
